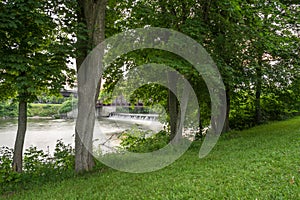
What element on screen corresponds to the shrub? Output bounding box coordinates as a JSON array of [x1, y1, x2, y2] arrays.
[[23, 146, 50, 174], [0, 147, 21, 186], [53, 140, 75, 170], [0, 140, 75, 195], [27, 104, 62, 117], [59, 98, 78, 114], [0, 101, 18, 117], [119, 127, 170, 153]]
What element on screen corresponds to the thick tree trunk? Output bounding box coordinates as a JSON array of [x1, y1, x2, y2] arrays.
[[12, 100, 27, 172], [75, 0, 107, 173]]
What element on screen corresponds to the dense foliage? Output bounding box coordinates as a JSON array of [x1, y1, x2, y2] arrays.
[[0, 101, 18, 118], [0, 101, 64, 118], [102, 0, 300, 131], [58, 97, 78, 114], [0, 140, 75, 194], [119, 127, 170, 153], [0, 0, 75, 102]]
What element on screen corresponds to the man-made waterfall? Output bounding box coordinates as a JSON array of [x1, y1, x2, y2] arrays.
[[108, 113, 159, 121]]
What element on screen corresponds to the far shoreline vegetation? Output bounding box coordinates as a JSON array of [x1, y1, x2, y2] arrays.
[[0, 96, 75, 120]]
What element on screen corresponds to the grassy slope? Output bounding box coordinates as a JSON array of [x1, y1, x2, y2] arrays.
[[7, 117, 300, 199]]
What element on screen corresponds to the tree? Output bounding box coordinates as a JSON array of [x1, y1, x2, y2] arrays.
[[236, 0, 299, 124], [101, 0, 212, 138], [75, 0, 107, 172], [0, 0, 75, 172], [103, 0, 299, 132]]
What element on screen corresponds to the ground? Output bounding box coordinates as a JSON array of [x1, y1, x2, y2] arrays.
[[4, 117, 300, 199]]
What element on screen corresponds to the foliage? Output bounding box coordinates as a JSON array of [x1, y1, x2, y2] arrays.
[[119, 127, 170, 153], [230, 91, 300, 130], [0, 147, 21, 187], [59, 97, 78, 114], [98, 90, 113, 105], [0, 101, 18, 118], [102, 0, 300, 131], [0, 101, 63, 118], [4, 116, 300, 199], [0, 140, 75, 195], [0, 0, 75, 102], [23, 146, 52, 176], [28, 104, 62, 117], [53, 140, 75, 171]]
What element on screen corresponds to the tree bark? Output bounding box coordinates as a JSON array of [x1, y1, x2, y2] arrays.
[[255, 62, 262, 124], [12, 100, 27, 172], [75, 0, 107, 173], [222, 88, 231, 133], [173, 81, 190, 144], [167, 71, 179, 142]]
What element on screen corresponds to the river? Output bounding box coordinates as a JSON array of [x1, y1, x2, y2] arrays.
[[0, 117, 163, 154]]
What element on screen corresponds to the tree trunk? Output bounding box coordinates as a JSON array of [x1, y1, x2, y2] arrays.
[[168, 90, 178, 141], [196, 107, 203, 139], [255, 62, 262, 124], [222, 88, 231, 133], [173, 81, 190, 144], [75, 0, 107, 173], [12, 100, 27, 172], [168, 71, 179, 142], [167, 71, 191, 144]]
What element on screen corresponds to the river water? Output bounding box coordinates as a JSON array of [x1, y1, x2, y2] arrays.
[[0, 117, 163, 154]]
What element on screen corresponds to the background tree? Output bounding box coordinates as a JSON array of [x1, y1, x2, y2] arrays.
[[102, 0, 299, 133]]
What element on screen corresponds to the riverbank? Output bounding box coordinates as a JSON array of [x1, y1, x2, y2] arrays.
[[3, 116, 300, 199], [0, 103, 62, 119]]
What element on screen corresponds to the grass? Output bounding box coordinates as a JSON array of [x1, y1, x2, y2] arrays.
[[3, 117, 300, 199]]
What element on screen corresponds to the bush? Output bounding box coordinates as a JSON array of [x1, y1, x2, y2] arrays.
[[0, 147, 21, 186], [27, 104, 62, 117], [53, 140, 75, 170], [119, 127, 170, 153], [0, 140, 75, 195], [23, 146, 50, 174], [1, 101, 62, 118], [0, 101, 18, 118], [59, 98, 78, 114]]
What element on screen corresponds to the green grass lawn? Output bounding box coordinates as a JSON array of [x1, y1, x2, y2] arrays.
[[5, 117, 300, 199]]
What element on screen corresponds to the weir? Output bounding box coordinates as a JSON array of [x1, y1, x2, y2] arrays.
[[108, 112, 159, 121]]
